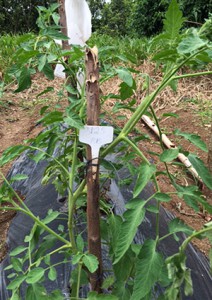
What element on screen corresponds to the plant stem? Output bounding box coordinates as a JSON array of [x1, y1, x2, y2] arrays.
[[180, 226, 212, 254], [159, 232, 176, 242], [0, 172, 70, 246], [29, 245, 70, 269], [122, 136, 150, 164], [76, 261, 83, 299], [173, 70, 212, 80], [149, 105, 174, 237], [28, 145, 70, 177], [0, 206, 22, 212], [43, 259, 72, 271], [119, 48, 208, 138], [68, 132, 78, 253], [21, 209, 71, 245], [0, 171, 32, 213]]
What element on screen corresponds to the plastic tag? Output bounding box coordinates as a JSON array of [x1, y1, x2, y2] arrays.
[[79, 125, 114, 159]]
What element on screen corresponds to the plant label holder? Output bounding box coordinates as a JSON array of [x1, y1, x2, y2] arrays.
[[79, 125, 114, 177]]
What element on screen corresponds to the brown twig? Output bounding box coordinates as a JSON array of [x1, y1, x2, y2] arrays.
[[141, 114, 203, 183]]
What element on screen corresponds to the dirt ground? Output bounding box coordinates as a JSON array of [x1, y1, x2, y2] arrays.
[[0, 67, 211, 262]]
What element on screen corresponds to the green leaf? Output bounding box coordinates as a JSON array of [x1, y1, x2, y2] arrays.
[[174, 129, 208, 152], [26, 286, 36, 300], [10, 246, 27, 256], [101, 276, 115, 289], [116, 53, 137, 64], [177, 184, 212, 213], [168, 218, 194, 236], [131, 240, 164, 299], [65, 85, 78, 95], [34, 236, 57, 260], [108, 215, 122, 251], [112, 282, 131, 300], [40, 106, 49, 115], [153, 49, 179, 62], [26, 268, 45, 284], [133, 163, 156, 198], [38, 54, 47, 72], [160, 148, 179, 162], [7, 273, 16, 279], [76, 234, 84, 252], [37, 87, 54, 98], [7, 275, 26, 290], [4, 264, 13, 271], [11, 257, 23, 272], [47, 53, 58, 63], [114, 199, 146, 264], [0, 145, 27, 166], [184, 269, 193, 296], [87, 292, 118, 300], [10, 174, 28, 182], [64, 115, 84, 130], [146, 205, 159, 213], [155, 193, 171, 202], [113, 247, 135, 282], [188, 154, 212, 189], [162, 113, 179, 118], [42, 63, 54, 80], [209, 248, 212, 273], [39, 111, 63, 125], [119, 81, 135, 100], [163, 0, 184, 40], [31, 283, 48, 300], [48, 267, 57, 281], [168, 79, 178, 92], [116, 68, 133, 87], [49, 290, 64, 300], [31, 152, 46, 163], [42, 210, 59, 224], [15, 66, 31, 93], [178, 34, 207, 54], [44, 255, 51, 266], [52, 12, 60, 25], [72, 253, 83, 265], [82, 254, 99, 273], [49, 3, 60, 12], [15, 49, 39, 65], [43, 29, 69, 40]]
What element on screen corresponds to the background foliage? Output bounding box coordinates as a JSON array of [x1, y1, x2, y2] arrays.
[[0, 0, 211, 36]]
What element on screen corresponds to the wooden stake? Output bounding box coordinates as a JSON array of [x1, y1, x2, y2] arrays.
[[85, 47, 102, 292], [58, 0, 69, 50]]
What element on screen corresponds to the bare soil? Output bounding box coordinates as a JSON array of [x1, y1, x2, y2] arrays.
[[0, 68, 211, 262]]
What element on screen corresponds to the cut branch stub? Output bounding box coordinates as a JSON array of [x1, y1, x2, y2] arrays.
[[86, 47, 100, 126]]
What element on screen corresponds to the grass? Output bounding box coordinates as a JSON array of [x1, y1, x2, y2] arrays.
[[0, 33, 149, 85], [184, 97, 212, 125], [0, 33, 35, 76], [88, 33, 149, 65]]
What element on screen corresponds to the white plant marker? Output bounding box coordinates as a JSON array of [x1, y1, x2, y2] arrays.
[[79, 125, 114, 178]]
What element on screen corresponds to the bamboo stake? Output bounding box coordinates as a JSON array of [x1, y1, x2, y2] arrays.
[[85, 47, 102, 292], [141, 114, 202, 183]]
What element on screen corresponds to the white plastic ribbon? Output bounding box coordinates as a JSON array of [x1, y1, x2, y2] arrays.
[[54, 0, 92, 78]]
